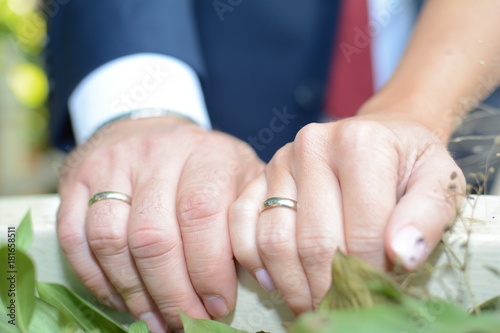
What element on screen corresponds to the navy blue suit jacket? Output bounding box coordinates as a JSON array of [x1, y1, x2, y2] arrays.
[[47, 0, 345, 161]]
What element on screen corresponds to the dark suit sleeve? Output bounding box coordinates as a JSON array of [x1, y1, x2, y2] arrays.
[[45, 0, 205, 150]]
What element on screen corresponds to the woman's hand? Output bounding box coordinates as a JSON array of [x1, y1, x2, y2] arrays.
[[229, 114, 465, 315]]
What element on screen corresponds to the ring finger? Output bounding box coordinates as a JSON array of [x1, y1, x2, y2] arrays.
[[256, 147, 312, 314], [85, 173, 166, 332]]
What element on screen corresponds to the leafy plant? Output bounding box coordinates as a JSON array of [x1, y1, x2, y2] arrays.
[[288, 252, 500, 333], [0, 211, 153, 333], [1, 210, 499, 333]]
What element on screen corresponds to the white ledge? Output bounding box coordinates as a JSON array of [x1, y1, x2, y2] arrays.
[[0, 194, 499, 332]]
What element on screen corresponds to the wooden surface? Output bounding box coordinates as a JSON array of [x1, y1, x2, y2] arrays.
[[0, 194, 499, 332]]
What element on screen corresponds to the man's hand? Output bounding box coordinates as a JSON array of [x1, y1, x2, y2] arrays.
[[57, 116, 264, 332], [229, 114, 465, 315]]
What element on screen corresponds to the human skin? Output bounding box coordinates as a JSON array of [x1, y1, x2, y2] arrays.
[[57, 117, 264, 332], [57, 0, 500, 331], [229, 0, 500, 315]]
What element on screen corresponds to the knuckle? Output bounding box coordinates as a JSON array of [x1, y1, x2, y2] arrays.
[[188, 264, 224, 283], [128, 227, 177, 261], [257, 229, 294, 258], [294, 123, 324, 146], [86, 203, 127, 256], [335, 119, 386, 154], [87, 225, 126, 257], [293, 123, 327, 162], [177, 191, 223, 229], [297, 235, 336, 268], [57, 223, 86, 256], [115, 283, 145, 300], [78, 268, 105, 292], [346, 234, 383, 258]]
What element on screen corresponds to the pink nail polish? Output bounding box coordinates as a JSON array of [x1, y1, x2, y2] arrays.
[[391, 225, 427, 270], [254, 268, 276, 292]]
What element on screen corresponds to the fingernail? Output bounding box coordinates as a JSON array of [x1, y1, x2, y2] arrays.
[[139, 312, 167, 333], [254, 268, 276, 292], [201, 295, 229, 318], [106, 293, 127, 312], [391, 225, 428, 270]]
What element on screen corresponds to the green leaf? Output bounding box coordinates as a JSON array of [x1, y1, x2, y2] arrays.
[[304, 251, 500, 332], [290, 300, 500, 333], [179, 309, 252, 333], [28, 297, 83, 333], [0, 314, 20, 333], [15, 210, 34, 252], [128, 320, 152, 333], [477, 296, 500, 313], [0, 320, 20, 333], [0, 247, 36, 333], [36, 282, 127, 333], [319, 251, 402, 312]]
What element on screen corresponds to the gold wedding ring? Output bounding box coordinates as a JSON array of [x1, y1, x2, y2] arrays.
[[261, 197, 298, 213], [88, 191, 132, 207]]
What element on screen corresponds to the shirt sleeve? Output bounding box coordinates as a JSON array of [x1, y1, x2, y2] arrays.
[[367, 0, 418, 91], [68, 53, 211, 144]]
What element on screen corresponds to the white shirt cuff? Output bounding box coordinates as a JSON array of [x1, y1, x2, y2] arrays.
[[69, 53, 211, 144]]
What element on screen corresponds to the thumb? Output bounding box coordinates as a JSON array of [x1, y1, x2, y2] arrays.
[[385, 145, 465, 270]]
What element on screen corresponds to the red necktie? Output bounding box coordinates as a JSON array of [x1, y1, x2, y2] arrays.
[[325, 0, 373, 119]]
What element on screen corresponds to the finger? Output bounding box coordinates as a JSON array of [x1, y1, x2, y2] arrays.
[[386, 145, 465, 270], [86, 174, 167, 333], [257, 146, 312, 314], [128, 170, 209, 331], [334, 122, 399, 270], [57, 181, 125, 310], [176, 152, 242, 319], [229, 173, 274, 291], [291, 125, 345, 308]]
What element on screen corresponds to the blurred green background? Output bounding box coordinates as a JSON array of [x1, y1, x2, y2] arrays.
[[0, 0, 64, 195]]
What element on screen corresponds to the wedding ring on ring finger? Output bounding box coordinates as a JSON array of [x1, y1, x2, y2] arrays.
[[88, 191, 132, 207], [261, 197, 298, 214]]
